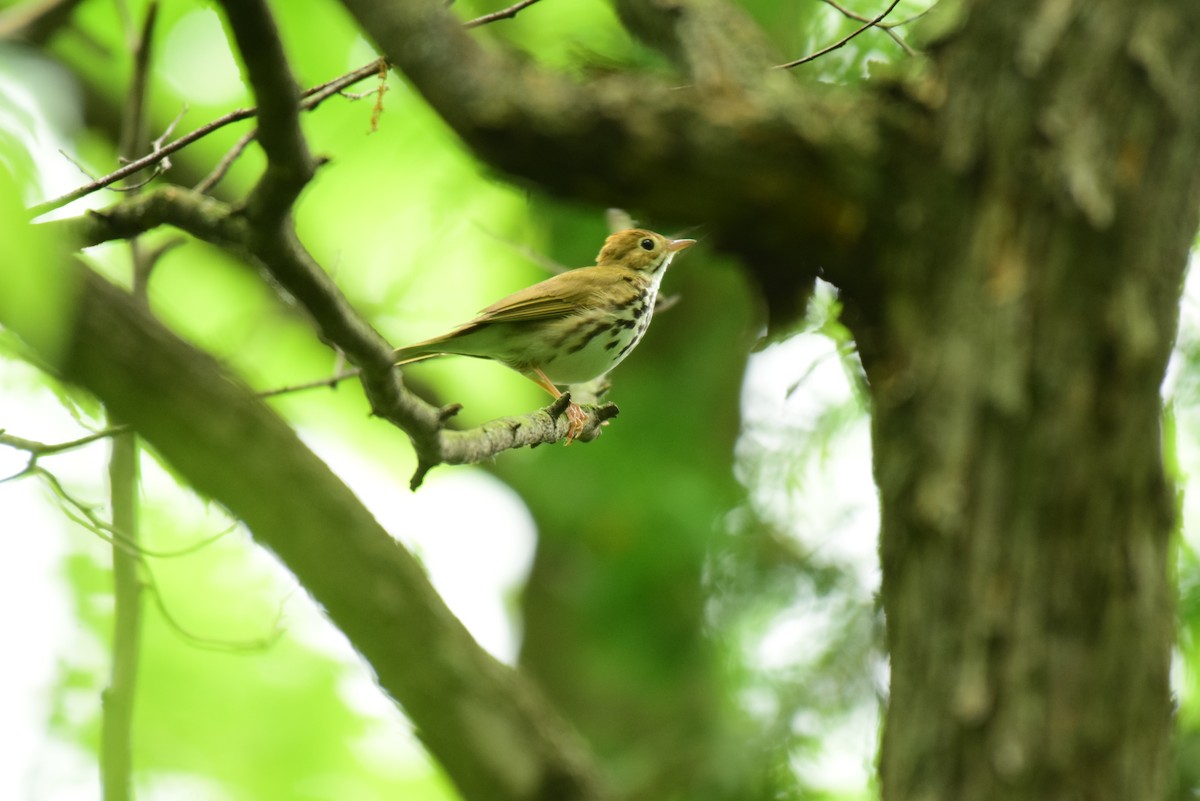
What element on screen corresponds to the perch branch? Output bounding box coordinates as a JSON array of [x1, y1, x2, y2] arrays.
[[46, 187, 616, 486]]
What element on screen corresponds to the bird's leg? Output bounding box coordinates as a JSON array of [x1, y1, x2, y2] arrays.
[[528, 367, 586, 443]]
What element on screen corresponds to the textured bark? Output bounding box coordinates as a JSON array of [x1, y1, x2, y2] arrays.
[[837, 3, 1200, 798], [13, 0, 1200, 796], [338, 0, 1200, 795]]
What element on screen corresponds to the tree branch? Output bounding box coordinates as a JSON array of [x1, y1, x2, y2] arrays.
[[336, 0, 874, 250], [213, 0, 314, 221], [28, 59, 387, 219], [31, 262, 610, 801], [45, 187, 618, 486]]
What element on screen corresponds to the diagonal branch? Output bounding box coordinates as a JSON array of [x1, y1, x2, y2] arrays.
[[31, 263, 610, 801], [44, 187, 617, 486], [213, 0, 314, 221]]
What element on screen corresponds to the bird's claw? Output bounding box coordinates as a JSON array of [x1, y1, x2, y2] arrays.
[[548, 392, 588, 444], [563, 402, 587, 444]]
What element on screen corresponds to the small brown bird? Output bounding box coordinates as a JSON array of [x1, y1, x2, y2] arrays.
[[393, 228, 695, 440]]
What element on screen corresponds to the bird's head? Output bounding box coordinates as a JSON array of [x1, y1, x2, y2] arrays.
[[596, 228, 696, 274]]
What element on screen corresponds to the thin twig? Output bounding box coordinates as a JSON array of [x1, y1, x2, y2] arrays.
[[31, 0, 544, 215], [0, 367, 364, 465], [193, 129, 256, 193], [774, 0, 905, 69], [30, 467, 282, 650], [258, 369, 362, 398], [150, 104, 188, 150], [23, 464, 235, 558], [299, 57, 386, 105], [141, 561, 285, 652], [819, 0, 926, 55], [462, 0, 544, 28], [30, 105, 259, 216], [34, 52, 379, 216]]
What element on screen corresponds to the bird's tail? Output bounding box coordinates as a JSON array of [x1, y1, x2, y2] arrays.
[[392, 346, 445, 366]]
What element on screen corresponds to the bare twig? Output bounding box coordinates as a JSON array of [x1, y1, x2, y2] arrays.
[[28, 467, 282, 649], [31, 59, 386, 217], [0, 367, 362, 468], [194, 60, 388, 193], [193, 129, 256, 193], [774, 0, 905, 69], [30, 105, 258, 216], [0, 427, 129, 457], [30, 0, 549, 217], [141, 561, 285, 652], [31, 466, 229, 557], [462, 0, 544, 28], [299, 57, 387, 105], [819, 0, 916, 55], [258, 369, 362, 398]]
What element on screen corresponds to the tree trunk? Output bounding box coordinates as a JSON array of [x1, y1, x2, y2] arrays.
[[839, 3, 1200, 797]]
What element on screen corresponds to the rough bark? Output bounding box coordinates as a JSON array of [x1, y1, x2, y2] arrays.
[[837, 2, 1200, 798], [336, 0, 1200, 797], [10, 0, 1200, 797]]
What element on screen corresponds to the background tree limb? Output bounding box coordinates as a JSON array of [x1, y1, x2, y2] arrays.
[[42, 262, 610, 801]]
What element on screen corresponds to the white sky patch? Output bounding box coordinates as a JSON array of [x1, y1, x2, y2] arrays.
[[159, 8, 247, 108]]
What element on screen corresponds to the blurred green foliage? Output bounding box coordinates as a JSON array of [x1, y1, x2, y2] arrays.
[[3, 0, 1197, 799]]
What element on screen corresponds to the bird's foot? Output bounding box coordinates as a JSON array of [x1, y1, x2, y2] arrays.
[[564, 401, 588, 444], [548, 392, 588, 444]]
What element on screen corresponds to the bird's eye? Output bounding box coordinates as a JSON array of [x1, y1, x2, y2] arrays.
[[640, 238, 655, 251]]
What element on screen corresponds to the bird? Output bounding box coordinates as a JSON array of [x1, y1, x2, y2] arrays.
[[393, 228, 696, 441]]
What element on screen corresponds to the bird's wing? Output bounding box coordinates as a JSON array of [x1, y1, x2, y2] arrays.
[[474, 267, 617, 323], [393, 268, 629, 360]]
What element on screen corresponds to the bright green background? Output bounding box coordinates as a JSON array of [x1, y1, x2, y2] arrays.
[[2, 1, 1198, 799]]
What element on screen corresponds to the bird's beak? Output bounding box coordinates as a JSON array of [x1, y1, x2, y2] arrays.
[[668, 238, 697, 253]]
